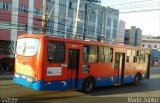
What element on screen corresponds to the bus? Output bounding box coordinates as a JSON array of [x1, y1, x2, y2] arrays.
[[13, 34, 151, 92]]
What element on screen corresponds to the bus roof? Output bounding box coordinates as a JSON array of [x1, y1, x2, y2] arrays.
[[18, 34, 151, 52]]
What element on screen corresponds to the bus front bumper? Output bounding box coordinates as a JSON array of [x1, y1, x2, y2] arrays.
[[13, 76, 83, 91]]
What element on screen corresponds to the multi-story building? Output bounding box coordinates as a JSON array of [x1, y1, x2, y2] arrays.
[[0, 0, 119, 58], [124, 26, 142, 46], [0, 0, 43, 58], [117, 20, 125, 44], [141, 35, 160, 50], [141, 35, 160, 63], [46, 0, 119, 42]]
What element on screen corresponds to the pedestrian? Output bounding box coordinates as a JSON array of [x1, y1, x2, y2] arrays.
[[0, 59, 4, 73]]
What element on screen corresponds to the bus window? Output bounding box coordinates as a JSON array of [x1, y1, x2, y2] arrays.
[[127, 49, 136, 63], [104, 47, 112, 63], [16, 38, 39, 56], [99, 47, 112, 63], [83, 45, 98, 62], [136, 50, 145, 63], [48, 41, 65, 63], [99, 47, 105, 62]]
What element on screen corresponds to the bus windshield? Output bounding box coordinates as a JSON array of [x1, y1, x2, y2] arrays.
[[16, 38, 39, 56]]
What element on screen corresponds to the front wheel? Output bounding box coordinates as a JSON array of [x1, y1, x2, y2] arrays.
[[82, 77, 95, 93], [134, 75, 141, 86]]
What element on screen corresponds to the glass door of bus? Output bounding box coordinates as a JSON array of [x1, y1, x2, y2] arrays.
[[114, 53, 125, 84], [68, 49, 80, 89]]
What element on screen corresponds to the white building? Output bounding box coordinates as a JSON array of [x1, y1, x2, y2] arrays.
[[141, 36, 160, 50]]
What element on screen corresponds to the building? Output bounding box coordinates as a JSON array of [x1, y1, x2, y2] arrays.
[[141, 35, 160, 64], [0, 0, 119, 58], [46, 0, 119, 42], [124, 26, 142, 46], [117, 20, 125, 44], [0, 0, 43, 58]]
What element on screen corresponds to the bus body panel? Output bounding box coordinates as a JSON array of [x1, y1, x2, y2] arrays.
[[13, 34, 151, 91]]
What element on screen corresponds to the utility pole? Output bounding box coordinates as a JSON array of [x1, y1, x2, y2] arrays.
[[41, 0, 60, 34], [41, 0, 47, 34], [73, 0, 80, 39], [83, 1, 88, 40]]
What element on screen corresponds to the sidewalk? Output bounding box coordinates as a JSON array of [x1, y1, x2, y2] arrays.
[[151, 66, 160, 69], [0, 72, 13, 80]]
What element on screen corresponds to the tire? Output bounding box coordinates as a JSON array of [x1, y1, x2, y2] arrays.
[[134, 75, 141, 86], [82, 77, 95, 93]]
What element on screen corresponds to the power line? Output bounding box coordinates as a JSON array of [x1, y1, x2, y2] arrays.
[[120, 8, 160, 13], [115, 4, 160, 10], [110, 0, 156, 6]]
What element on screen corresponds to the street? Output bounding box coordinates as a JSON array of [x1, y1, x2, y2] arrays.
[[0, 67, 160, 103]]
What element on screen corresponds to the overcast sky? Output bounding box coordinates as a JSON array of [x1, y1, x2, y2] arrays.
[[101, 0, 160, 36]]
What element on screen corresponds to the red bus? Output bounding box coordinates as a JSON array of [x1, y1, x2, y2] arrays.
[[13, 34, 151, 92]]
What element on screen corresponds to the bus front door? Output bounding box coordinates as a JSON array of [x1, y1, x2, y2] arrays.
[[68, 49, 80, 89], [114, 53, 125, 84]]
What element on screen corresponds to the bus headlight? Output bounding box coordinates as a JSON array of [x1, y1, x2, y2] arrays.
[[15, 74, 20, 78], [27, 78, 33, 82]]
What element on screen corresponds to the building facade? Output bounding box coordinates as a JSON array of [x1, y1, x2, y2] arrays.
[[46, 0, 119, 42], [117, 20, 125, 44], [124, 26, 142, 46], [0, 0, 43, 58], [141, 36, 160, 64], [141, 35, 160, 50], [0, 0, 119, 58]]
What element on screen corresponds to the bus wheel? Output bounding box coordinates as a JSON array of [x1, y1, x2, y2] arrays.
[[134, 75, 141, 86], [82, 77, 95, 93]]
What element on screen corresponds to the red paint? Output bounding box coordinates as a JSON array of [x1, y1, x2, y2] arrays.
[[15, 34, 150, 83], [0, 30, 10, 40], [0, 10, 11, 22], [34, 0, 43, 9], [19, 0, 29, 6], [18, 12, 28, 24], [0, 0, 12, 3], [33, 16, 42, 28]]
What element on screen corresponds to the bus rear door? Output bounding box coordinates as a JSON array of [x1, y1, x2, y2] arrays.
[[114, 53, 125, 84], [68, 49, 80, 89]]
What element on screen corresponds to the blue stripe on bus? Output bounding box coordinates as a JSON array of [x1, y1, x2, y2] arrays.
[[13, 76, 84, 91], [13, 74, 145, 91]]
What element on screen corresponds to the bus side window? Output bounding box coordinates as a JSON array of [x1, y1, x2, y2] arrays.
[[127, 49, 136, 63], [83, 45, 98, 63], [104, 47, 113, 63], [48, 41, 65, 63]]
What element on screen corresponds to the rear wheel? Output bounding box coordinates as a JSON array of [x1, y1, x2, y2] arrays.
[[134, 75, 141, 86], [82, 77, 95, 93]]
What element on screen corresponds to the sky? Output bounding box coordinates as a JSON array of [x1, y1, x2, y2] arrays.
[[101, 0, 160, 36]]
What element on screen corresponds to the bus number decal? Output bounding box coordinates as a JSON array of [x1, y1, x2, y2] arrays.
[[82, 65, 90, 73], [47, 67, 62, 76]]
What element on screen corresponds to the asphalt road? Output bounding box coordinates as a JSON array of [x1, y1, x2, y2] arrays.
[[0, 67, 160, 103]]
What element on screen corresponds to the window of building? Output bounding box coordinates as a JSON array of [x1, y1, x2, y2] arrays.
[[69, 2, 74, 9], [34, 8, 42, 16], [59, 0, 67, 6], [48, 0, 55, 2], [0, 40, 14, 55], [0, 2, 11, 10], [48, 41, 65, 63], [106, 29, 110, 35], [154, 45, 157, 48], [107, 18, 111, 26], [19, 5, 28, 12], [99, 47, 113, 63], [148, 44, 151, 48], [142, 44, 145, 47], [79, 4, 85, 11], [113, 19, 118, 27], [83, 45, 98, 62]]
